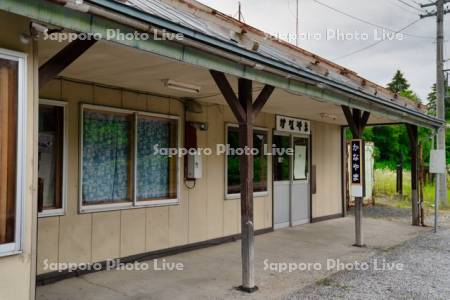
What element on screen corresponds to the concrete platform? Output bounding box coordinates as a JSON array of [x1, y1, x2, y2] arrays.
[[36, 217, 427, 300]]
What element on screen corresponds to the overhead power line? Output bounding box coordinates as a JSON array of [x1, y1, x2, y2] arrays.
[[396, 0, 425, 11], [312, 0, 434, 40], [333, 19, 422, 60]]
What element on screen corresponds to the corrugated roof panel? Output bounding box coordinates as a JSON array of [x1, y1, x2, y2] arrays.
[[109, 0, 427, 115], [123, 0, 228, 40]]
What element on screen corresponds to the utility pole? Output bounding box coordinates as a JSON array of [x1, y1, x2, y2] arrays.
[[296, 0, 299, 46], [421, 0, 449, 207], [238, 1, 242, 22]]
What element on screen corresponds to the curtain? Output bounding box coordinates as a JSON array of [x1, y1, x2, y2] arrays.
[[0, 59, 17, 244], [82, 110, 131, 204], [136, 116, 172, 200]]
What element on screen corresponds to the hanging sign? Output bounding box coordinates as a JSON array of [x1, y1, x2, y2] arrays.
[[350, 139, 364, 197], [276, 115, 310, 135]]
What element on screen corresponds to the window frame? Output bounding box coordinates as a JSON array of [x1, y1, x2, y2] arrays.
[[134, 111, 180, 208], [38, 99, 68, 218], [0, 48, 27, 257], [79, 104, 180, 213], [224, 123, 270, 200]]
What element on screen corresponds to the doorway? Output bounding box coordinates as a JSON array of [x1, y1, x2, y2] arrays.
[[273, 133, 311, 229]]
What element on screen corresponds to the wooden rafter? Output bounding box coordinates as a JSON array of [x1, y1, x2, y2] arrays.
[[39, 39, 97, 89], [252, 85, 275, 117], [209, 70, 275, 292]]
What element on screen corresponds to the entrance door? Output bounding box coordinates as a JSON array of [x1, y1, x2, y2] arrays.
[[273, 134, 310, 229]]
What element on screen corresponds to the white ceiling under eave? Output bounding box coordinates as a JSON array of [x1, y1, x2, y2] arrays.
[[38, 38, 399, 126]]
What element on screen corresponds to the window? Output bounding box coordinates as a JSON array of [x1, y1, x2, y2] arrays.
[[136, 114, 178, 202], [293, 137, 309, 180], [80, 104, 179, 212], [226, 125, 268, 197], [38, 100, 67, 217], [0, 49, 26, 255], [273, 135, 290, 181]]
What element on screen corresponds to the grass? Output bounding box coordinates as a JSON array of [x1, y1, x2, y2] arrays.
[[373, 168, 450, 210]]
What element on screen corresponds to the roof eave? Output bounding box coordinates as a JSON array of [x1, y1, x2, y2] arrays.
[[84, 0, 443, 129]]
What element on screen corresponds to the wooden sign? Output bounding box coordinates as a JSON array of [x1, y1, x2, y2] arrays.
[[276, 115, 310, 135], [350, 139, 364, 197]]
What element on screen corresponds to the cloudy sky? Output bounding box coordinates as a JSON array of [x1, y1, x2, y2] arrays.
[[197, 0, 450, 101]]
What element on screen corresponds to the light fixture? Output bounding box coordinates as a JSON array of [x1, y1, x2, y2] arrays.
[[319, 113, 337, 121], [163, 79, 201, 94], [188, 121, 208, 131], [19, 33, 31, 44], [253, 63, 265, 71], [31, 22, 49, 34], [316, 82, 326, 89]]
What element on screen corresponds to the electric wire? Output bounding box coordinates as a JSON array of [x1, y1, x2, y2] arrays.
[[312, 0, 434, 40], [395, 0, 425, 12], [333, 19, 422, 60]]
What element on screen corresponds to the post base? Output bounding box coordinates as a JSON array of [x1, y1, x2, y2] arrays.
[[237, 285, 258, 293], [352, 243, 366, 248]]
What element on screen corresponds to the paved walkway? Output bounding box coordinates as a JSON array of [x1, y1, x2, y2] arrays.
[[36, 217, 426, 300]]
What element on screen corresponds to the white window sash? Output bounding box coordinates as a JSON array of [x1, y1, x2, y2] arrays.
[[79, 104, 181, 213], [38, 99, 68, 218], [0, 48, 27, 256]]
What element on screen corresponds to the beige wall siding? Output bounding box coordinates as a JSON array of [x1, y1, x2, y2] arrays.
[[0, 12, 37, 300], [37, 79, 274, 274], [311, 122, 343, 218]]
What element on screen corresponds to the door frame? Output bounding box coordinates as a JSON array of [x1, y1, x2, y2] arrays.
[[272, 130, 312, 228]]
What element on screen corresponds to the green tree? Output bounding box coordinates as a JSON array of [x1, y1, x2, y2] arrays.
[[355, 71, 432, 170], [387, 70, 421, 104], [388, 70, 410, 94], [426, 83, 450, 119]]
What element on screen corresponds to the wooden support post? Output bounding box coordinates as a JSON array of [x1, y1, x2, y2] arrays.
[[210, 70, 274, 292], [238, 78, 255, 291], [342, 106, 370, 247], [406, 124, 420, 226], [39, 39, 96, 89]]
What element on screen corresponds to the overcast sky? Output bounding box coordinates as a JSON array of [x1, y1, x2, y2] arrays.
[[197, 0, 450, 101]]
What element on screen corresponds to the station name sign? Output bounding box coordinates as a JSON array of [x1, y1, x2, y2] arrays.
[[276, 115, 310, 135], [350, 139, 364, 197]]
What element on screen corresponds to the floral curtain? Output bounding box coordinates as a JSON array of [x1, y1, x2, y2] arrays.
[[136, 117, 171, 200], [82, 110, 131, 204]]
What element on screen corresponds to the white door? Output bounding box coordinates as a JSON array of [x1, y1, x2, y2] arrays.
[[273, 134, 310, 229]]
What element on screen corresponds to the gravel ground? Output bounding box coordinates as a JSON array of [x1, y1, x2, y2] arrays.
[[348, 204, 412, 220], [289, 207, 450, 300]]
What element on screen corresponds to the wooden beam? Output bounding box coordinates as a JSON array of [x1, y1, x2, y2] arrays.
[[39, 39, 96, 89], [341, 106, 359, 137], [210, 71, 274, 292], [252, 85, 275, 117], [352, 108, 362, 137], [342, 106, 370, 247], [237, 78, 256, 291], [210, 70, 245, 123], [361, 111, 371, 128], [406, 124, 419, 226]]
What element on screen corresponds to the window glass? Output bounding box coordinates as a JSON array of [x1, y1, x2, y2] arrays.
[[82, 109, 133, 205], [293, 137, 308, 180], [38, 105, 64, 211], [227, 126, 268, 194], [0, 58, 18, 245], [273, 135, 290, 181], [136, 115, 178, 201]]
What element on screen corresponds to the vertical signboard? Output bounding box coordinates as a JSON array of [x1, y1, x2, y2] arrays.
[[350, 139, 364, 197]]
